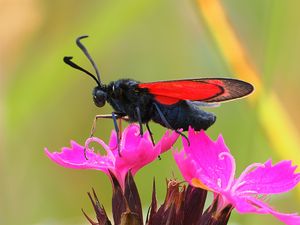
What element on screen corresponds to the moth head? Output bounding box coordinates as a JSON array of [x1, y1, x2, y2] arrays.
[[92, 86, 107, 108]]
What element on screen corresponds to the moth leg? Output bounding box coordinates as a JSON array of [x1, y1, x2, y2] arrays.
[[146, 122, 161, 160], [153, 103, 190, 145], [90, 112, 127, 136], [85, 112, 126, 159], [146, 123, 155, 146], [112, 112, 122, 157], [135, 106, 143, 136], [118, 116, 123, 140], [91, 114, 116, 137]]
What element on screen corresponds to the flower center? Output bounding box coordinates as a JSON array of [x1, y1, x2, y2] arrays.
[[191, 178, 211, 191]]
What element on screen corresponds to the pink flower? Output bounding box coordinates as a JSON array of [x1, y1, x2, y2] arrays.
[[173, 128, 300, 225], [45, 124, 179, 189]]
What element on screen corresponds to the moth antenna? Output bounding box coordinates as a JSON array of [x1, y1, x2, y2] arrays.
[[63, 56, 101, 86], [76, 35, 102, 85]]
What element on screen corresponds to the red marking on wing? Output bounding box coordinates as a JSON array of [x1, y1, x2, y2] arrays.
[[138, 78, 254, 105], [139, 80, 223, 104], [154, 95, 181, 105]]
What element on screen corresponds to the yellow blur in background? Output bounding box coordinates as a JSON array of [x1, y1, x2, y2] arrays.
[[2, 0, 300, 224]]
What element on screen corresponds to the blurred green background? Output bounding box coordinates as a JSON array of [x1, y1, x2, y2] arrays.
[[2, 0, 300, 224]]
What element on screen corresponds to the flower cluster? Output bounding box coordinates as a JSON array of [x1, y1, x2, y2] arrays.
[[174, 128, 300, 225], [46, 125, 300, 225], [45, 124, 178, 189]]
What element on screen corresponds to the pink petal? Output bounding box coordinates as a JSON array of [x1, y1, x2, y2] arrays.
[[108, 124, 148, 153], [173, 149, 199, 184], [179, 128, 235, 191], [233, 196, 300, 225], [121, 124, 150, 149], [236, 160, 300, 194], [158, 129, 180, 154], [269, 210, 300, 225], [109, 124, 178, 155], [45, 140, 114, 173], [108, 129, 118, 150], [112, 124, 161, 184], [116, 137, 159, 179]]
